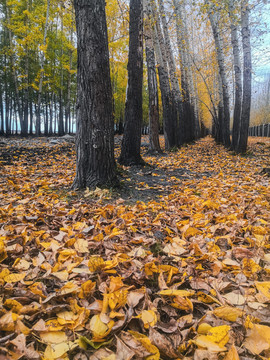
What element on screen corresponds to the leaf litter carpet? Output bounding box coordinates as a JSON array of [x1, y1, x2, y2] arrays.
[[0, 136, 270, 360]]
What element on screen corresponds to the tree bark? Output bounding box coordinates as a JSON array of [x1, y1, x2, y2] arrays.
[[119, 0, 144, 165], [150, 0, 177, 150], [36, 0, 50, 136], [229, 0, 243, 151], [72, 0, 117, 189], [58, 7, 64, 136], [236, 0, 252, 153], [144, 0, 161, 153], [205, 0, 231, 147], [173, 0, 194, 144]]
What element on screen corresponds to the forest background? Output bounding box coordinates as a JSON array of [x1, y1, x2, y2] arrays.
[[0, 0, 269, 137]]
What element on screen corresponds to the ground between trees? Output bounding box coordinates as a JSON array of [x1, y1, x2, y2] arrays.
[[0, 135, 270, 359]]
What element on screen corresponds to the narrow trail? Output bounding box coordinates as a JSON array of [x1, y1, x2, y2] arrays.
[[0, 136, 270, 359]]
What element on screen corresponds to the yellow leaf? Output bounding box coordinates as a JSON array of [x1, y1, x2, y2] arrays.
[[29, 282, 47, 298], [144, 262, 158, 276], [213, 306, 244, 322], [207, 325, 231, 347], [202, 200, 219, 210], [242, 258, 261, 277], [171, 296, 193, 311], [74, 238, 89, 253], [0, 312, 21, 331], [4, 299, 23, 313], [79, 280, 96, 299], [255, 281, 270, 300], [194, 335, 227, 352], [4, 272, 26, 283], [57, 311, 79, 325], [88, 256, 105, 272], [89, 315, 114, 339], [13, 259, 30, 271], [0, 268, 10, 279], [45, 319, 63, 332], [197, 291, 222, 305], [109, 276, 124, 292], [108, 289, 128, 310], [58, 282, 79, 296], [224, 345, 240, 360], [57, 249, 77, 263], [159, 289, 194, 297], [0, 239, 7, 262], [184, 227, 202, 238], [244, 324, 270, 354], [52, 271, 69, 281], [40, 331, 68, 344], [129, 331, 160, 360], [43, 341, 77, 359], [139, 310, 157, 329], [197, 323, 212, 335]]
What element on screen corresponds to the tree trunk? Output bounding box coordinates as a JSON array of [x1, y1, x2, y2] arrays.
[[72, 0, 117, 189], [6, 5, 24, 135], [36, 0, 50, 136], [0, 86, 4, 135], [229, 0, 243, 151], [119, 0, 144, 165], [236, 0, 252, 153], [29, 96, 33, 135], [66, 23, 73, 134], [174, 0, 200, 141], [49, 95, 53, 135], [44, 92, 49, 136], [58, 7, 64, 136], [205, 0, 231, 147], [144, 0, 161, 153], [150, 0, 176, 150]]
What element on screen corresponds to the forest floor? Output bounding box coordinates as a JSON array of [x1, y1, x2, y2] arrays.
[[0, 135, 270, 360]]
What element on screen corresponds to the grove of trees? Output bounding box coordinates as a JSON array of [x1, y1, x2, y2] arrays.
[[0, 0, 269, 186]]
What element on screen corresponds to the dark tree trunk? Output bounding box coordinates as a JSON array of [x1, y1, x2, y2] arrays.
[[72, 0, 117, 189], [144, 1, 161, 153], [119, 0, 144, 165], [58, 93, 64, 136], [29, 97, 33, 135], [44, 92, 49, 136], [49, 96, 53, 135], [206, 0, 231, 148], [229, 0, 242, 151], [236, 0, 252, 153], [0, 87, 4, 135]]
